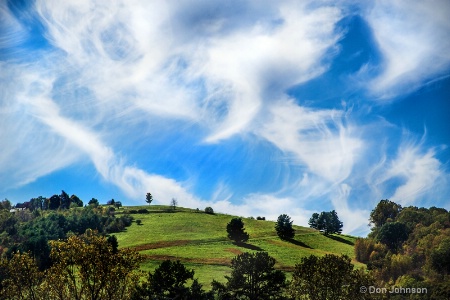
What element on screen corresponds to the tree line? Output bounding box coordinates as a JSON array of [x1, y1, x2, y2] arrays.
[[354, 199, 450, 299], [0, 192, 133, 270]]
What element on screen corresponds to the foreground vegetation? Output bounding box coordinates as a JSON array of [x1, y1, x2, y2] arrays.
[[1, 193, 449, 299]]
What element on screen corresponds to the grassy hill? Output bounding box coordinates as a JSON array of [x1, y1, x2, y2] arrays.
[[114, 205, 360, 289]]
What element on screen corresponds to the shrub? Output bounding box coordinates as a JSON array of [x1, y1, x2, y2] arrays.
[[204, 207, 214, 214], [354, 238, 375, 264], [137, 209, 149, 214], [256, 216, 265, 220], [136, 219, 142, 225]]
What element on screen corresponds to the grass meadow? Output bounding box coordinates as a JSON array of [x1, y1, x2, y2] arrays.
[[114, 205, 361, 289]]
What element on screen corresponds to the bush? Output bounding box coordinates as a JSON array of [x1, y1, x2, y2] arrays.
[[354, 238, 375, 264], [204, 207, 214, 214], [129, 210, 137, 214], [256, 216, 265, 220], [137, 209, 149, 214], [136, 219, 142, 225]]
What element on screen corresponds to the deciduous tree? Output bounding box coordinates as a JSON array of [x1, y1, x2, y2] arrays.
[[289, 254, 374, 300], [369, 199, 402, 228]]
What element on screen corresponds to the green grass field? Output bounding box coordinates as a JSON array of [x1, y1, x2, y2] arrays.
[[114, 205, 361, 289]]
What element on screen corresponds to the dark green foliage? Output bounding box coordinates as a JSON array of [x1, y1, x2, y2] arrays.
[[29, 196, 46, 211], [88, 198, 99, 206], [226, 218, 249, 243], [430, 237, 450, 274], [215, 252, 286, 300], [60, 190, 71, 209], [0, 199, 12, 210], [107, 198, 116, 205], [136, 219, 142, 225], [369, 199, 402, 228], [48, 194, 61, 210], [114, 201, 122, 208], [205, 206, 214, 214], [107, 235, 119, 254], [133, 260, 212, 299], [2, 206, 133, 271], [309, 210, 343, 235], [308, 212, 319, 228], [376, 222, 409, 251], [256, 216, 266, 220], [275, 214, 295, 240], [289, 254, 374, 300], [137, 208, 149, 214], [145, 192, 153, 205], [0, 210, 18, 237], [70, 194, 83, 207]]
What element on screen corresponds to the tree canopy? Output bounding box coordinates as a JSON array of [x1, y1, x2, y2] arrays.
[[308, 210, 343, 235], [226, 218, 249, 243], [213, 252, 286, 300], [275, 214, 295, 240], [145, 192, 152, 205], [369, 199, 402, 228], [289, 254, 373, 300]]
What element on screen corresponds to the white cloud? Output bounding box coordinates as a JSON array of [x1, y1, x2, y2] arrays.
[[330, 184, 371, 236], [0, 2, 28, 50], [386, 145, 444, 205], [258, 98, 363, 184], [2, 0, 449, 237], [364, 0, 450, 97], [0, 63, 81, 189]]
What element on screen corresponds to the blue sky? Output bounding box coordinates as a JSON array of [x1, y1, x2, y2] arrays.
[[1, 0, 449, 236]]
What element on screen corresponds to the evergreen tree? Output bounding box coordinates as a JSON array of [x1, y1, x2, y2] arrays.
[[226, 218, 249, 243], [145, 193, 153, 205], [275, 214, 295, 240], [213, 252, 286, 300]]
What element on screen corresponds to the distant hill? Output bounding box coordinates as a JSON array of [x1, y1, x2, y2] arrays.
[[114, 205, 360, 289]]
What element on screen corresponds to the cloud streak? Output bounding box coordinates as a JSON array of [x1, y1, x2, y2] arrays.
[[364, 0, 450, 97]]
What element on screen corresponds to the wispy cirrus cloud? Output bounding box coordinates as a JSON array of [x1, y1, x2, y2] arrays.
[[1, 0, 449, 236], [363, 0, 450, 98]]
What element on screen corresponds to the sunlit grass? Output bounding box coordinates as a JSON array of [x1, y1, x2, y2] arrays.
[[114, 205, 363, 289]]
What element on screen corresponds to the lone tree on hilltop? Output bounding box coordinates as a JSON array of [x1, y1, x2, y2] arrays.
[[145, 193, 153, 205], [226, 218, 249, 244], [170, 198, 178, 211], [275, 214, 295, 240]]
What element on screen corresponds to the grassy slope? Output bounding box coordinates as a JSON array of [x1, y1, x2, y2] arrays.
[[114, 205, 361, 289]]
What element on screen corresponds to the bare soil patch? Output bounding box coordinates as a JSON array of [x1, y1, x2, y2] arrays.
[[131, 240, 190, 251]]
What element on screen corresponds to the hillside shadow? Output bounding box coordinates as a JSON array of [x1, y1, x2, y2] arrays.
[[234, 242, 264, 251], [287, 238, 312, 249], [325, 234, 354, 246]]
